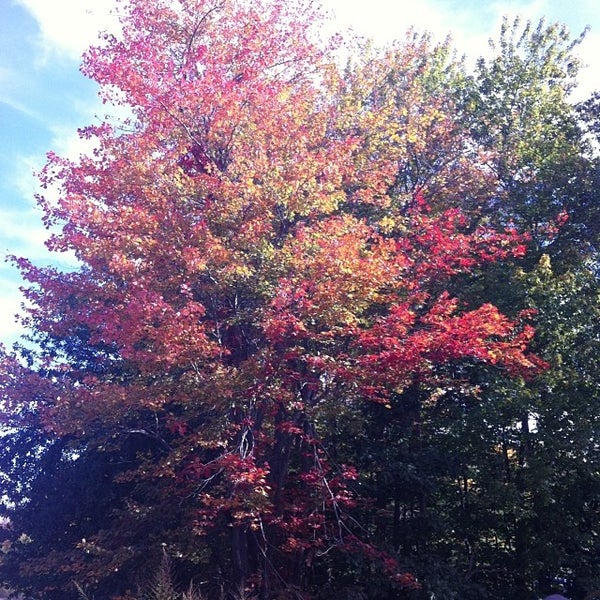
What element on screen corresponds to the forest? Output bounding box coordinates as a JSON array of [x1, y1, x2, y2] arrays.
[[1, 0, 599, 598]]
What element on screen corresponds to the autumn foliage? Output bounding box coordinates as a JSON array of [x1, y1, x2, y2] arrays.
[[0, 1, 558, 599]]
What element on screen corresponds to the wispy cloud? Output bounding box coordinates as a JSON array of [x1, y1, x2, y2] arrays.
[[5, 146, 82, 265], [0, 199, 49, 347], [0, 61, 41, 122], [15, 0, 121, 63], [0, 146, 81, 348], [0, 94, 42, 122]]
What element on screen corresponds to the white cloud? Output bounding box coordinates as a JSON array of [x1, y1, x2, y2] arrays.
[[3, 147, 82, 269], [0, 270, 25, 347], [322, 0, 459, 41], [49, 123, 99, 162], [0, 172, 79, 348], [574, 30, 600, 100], [15, 0, 121, 62], [0, 200, 49, 348]]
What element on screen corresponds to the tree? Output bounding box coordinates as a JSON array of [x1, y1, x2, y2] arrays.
[[393, 19, 600, 600], [1, 2, 546, 599], [465, 17, 597, 266]]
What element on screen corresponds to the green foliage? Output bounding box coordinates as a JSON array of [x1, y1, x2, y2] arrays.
[[464, 17, 598, 264]]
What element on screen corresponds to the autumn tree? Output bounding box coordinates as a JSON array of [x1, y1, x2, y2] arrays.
[[1, 2, 548, 599]]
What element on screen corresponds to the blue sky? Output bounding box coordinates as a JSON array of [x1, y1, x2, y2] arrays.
[[1, 0, 599, 348]]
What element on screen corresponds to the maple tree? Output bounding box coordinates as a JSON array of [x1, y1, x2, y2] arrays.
[[0, 3, 561, 600]]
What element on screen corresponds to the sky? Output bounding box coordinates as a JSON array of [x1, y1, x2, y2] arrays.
[[1, 0, 599, 348]]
